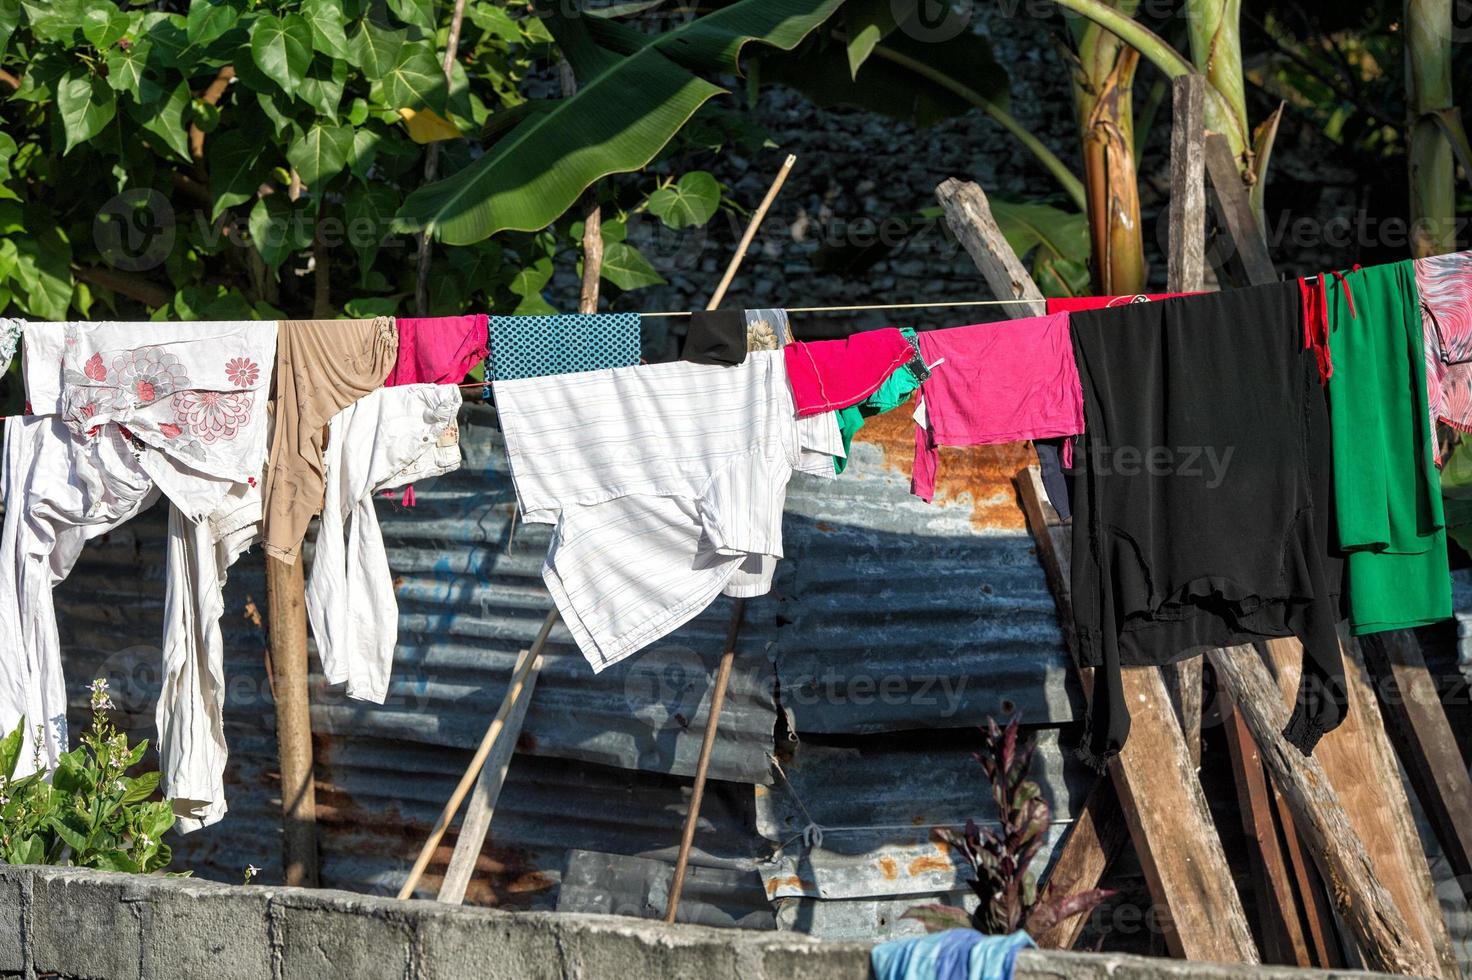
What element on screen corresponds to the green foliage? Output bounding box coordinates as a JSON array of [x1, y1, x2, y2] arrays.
[[394, 0, 844, 244], [904, 716, 1114, 936], [0, 0, 787, 322], [1, 680, 177, 873]]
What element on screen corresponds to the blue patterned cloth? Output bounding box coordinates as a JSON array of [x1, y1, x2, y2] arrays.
[[487, 313, 641, 381], [871, 929, 1035, 980]]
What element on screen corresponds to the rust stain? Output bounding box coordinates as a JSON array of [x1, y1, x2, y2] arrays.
[[854, 409, 1032, 531], [877, 856, 899, 880], [765, 875, 813, 896], [907, 855, 952, 876]]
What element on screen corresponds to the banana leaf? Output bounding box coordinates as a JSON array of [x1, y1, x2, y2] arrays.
[[394, 0, 845, 244]]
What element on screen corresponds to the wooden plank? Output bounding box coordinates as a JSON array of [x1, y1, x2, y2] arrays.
[[1261, 637, 1459, 977], [1203, 133, 1276, 286], [1268, 786, 1342, 968], [935, 178, 1047, 320], [1164, 658, 1203, 770], [1358, 628, 1472, 905], [1222, 710, 1314, 966], [266, 555, 319, 888], [437, 645, 545, 905], [1207, 644, 1441, 976], [1033, 779, 1130, 950], [1167, 74, 1207, 293], [397, 613, 556, 901], [1016, 467, 1259, 963]]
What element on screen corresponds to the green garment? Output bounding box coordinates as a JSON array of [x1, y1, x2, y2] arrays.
[[1326, 260, 1451, 633], [833, 328, 925, 473]]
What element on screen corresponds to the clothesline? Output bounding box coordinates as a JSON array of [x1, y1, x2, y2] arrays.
[[641, 298, 1022, 317]]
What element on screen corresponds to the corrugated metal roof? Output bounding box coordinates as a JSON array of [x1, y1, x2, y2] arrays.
[[49, 396, 1091, 938], [772, 409, 1083, 734]]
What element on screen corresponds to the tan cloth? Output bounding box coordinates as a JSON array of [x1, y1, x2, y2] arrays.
[[263, 317, 398, 563]]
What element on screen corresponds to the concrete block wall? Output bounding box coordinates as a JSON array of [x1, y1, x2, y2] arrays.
[[0, 865, 1394, 980]]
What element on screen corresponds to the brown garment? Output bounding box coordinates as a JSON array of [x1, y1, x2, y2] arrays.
[[263, 317, 398, 563]]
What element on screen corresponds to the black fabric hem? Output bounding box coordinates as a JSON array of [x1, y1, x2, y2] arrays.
[[1282, 707, 1329, 756]]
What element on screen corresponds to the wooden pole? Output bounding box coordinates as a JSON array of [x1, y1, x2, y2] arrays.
[[266, 556, 319, 887], [661, 156, 801, 923], [1207, 644, 1441, 976], [397, 610, 558, 900], [706, 154, 796, 310], [1166, 74, 1207, 294], [935, 178, 1046, 319], [664, 598, 744, 923]]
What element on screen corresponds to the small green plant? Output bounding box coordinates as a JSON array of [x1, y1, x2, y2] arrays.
[[0, 679, 176, 872], [905, 715, 1114, 937]]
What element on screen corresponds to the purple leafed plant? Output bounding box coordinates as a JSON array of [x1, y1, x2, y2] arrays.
[[904, 715, 1114, 938]]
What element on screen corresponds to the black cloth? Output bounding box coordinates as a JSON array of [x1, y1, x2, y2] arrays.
[[682, 309, 747, 366], [1035, 438, 1072, 521], [1068, 281, 1347, 770]]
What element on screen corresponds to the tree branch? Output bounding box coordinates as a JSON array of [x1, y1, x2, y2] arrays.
[[189, 66, 236, 165], [73, 265, 172, 308], [0, 69, 19, 91]]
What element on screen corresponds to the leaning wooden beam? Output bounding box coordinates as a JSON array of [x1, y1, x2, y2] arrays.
[[266, 555, 319, 888], [935, 178, 1047, 320], [1016, 467, 1259, 963], [435, 612, 557, 905], [1357, 628, 1472, 904], [1032, 778, 1129, 950], [397, 611, 557, 901], [1206, 644, 1441, 976], [1259, 637, 1459, 978], [1268, 786, 1341, 968], [1222, 710, 1316, 967], [1166, 74, 1207, 294], [1203, 132, 1276, 286]]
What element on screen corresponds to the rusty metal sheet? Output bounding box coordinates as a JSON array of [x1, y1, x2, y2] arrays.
[[558, 850, 775, 930], [753, 728, 1093, 902]]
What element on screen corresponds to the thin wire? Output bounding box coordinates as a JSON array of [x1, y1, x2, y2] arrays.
[[640, 298, 1025, 318]]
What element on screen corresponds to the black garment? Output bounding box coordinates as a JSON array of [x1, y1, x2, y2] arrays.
[[1068, 281, 1347, 769], [1035, 438, 1072, 521], [682, 309, 747, 366]]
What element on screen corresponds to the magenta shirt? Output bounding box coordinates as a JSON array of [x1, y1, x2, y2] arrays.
[[784, 328, 917, 416], [385, 314, 489, 387], [912, 313, 1084, 501]]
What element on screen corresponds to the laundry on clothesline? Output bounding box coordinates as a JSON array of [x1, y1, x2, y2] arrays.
[[1067, 284, 1345, 769], [493, 350, 839, 672], [911, 313, 1083, 503], [386, 314, 489, 388], [3, 252, 1470, 815], [487, 312, 641, 381], [307, 383, 463, 704], [679, 307, 795, 367]]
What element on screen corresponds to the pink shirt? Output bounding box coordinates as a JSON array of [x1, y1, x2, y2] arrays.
[[385, 314, 489, 387], [784, 328, 917, 416], [912, 313, 1084, 501]]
